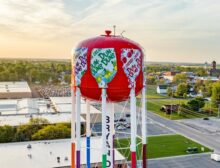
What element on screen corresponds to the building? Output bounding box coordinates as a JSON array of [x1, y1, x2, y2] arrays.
[[50, 97, 102, 123], [0, 138, 127, 168], [0, 98, 53, 115], [210, 61, 220, 77], [157, 85, 168, 94], [0, 81, 32, 99], [160, 104, 179, 114], [163, 71, 179, 82], [0, 113, 86, 126]]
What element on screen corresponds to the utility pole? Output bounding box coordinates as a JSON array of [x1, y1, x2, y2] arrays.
[[218, 104, 220, 118]]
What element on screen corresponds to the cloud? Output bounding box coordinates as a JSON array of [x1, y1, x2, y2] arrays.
[[0, 0, 220, 62], [0, 0, 74, 39]]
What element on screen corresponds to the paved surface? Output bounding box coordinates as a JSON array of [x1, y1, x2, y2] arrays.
[[148, 154, 220, 168], [178, 118, 220, 134], [147, 111, 220, 152], [91, 119, 174, 138], [115, 102, 220, 151]]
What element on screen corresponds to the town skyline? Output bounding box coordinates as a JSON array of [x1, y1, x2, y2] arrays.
[[0, 0, 220, 63]]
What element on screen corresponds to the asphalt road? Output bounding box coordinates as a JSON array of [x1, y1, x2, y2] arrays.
[[148, 153, 220, 168], [147, 111, 220, 152], [115, 102, 220, 152]]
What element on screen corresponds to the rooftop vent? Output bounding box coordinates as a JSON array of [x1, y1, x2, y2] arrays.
[[27, 144, 32, 149], [57, 157, 60, 163]]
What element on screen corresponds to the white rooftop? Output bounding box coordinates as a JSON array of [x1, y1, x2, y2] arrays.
[[0, 98, 55, 115], [0, 138, 126, 168], [0, 113, 85, 126], [0, 81, 31, 93], [50, 97, 101, 114]]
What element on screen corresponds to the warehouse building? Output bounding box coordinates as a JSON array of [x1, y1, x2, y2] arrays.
[[0, 138, 127, 168], [50, 97, 102, 123], [0, 81, 32, 99]]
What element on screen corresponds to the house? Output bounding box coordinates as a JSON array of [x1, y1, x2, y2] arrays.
[[210, 61, 220, 77], [163, 71, 179, 82], [157, 85, 168, 94], [160, 104, 179, 114]]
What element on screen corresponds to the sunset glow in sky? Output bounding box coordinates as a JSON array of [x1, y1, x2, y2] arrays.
[[0, 0, 220, 63]]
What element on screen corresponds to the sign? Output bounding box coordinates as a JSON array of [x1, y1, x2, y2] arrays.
[[106, 103, 114, 168], [91, 48, 117, 88], [74, 47, 88, 86], [121, 49, 141, 88]]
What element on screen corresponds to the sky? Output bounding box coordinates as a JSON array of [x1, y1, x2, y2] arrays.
[[0, 0, 220, 63]]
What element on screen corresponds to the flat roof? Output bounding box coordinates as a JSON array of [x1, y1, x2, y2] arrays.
[[0, 81, 31, 93], [50, 97, 101, 114], [0, 113, 85, 126], [0, 98, 55, 115], [0, 138, 125, 168]]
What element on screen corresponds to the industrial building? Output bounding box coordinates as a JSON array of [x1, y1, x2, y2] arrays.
[[0, 81, 32, 99], [50, 97, 102, 123], [0, 138, 127, 168], [0, 98, 53, 115]]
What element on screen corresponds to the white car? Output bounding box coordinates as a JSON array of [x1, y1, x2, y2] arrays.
[[211, 153, 220, 162], [116, 125, 127, 130]]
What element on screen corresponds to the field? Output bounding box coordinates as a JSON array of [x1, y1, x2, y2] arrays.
[[146, 85, 168, 99], [147, 99, 188, 120], [115, 134, 212, 160]]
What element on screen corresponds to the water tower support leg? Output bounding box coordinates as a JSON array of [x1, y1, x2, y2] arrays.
[[76, 87, 81, 168], [71, 88, 76, 168], [130, 88, 137, 168], [106, 103, 115, 168], [86, 100, 91, 168], [102, 89, 107, 168], [142, 85, 147, 168]]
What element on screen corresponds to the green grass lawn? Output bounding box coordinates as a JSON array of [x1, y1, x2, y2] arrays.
[[147, 99, 216, 120], [147, 99, 188, 120], [115, 134, 212, 160], [146, 85, 168, 99]]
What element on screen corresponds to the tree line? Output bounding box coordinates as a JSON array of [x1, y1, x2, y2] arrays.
[[0, 118, 85, 143], [0, 60, 71, 84]]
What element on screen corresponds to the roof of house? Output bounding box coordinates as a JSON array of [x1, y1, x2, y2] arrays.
[[157, 85, 168, 90]]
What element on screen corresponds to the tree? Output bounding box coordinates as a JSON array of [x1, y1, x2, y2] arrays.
[[183, 93, 188, 99], [196, 68, 208, 77], [31, 124, 70, 140], [176, 83, 188, 97], [211, 81, 220, 107], [29, 118, 49, 125], [0, 125, 16, 143], [14, 118, 49, 141], [64, 74, 71, 84], [187, 97, 205, 111], [147, 76, 157, 85], [173, 74, 187, 84], [167, 87, 173, 97]]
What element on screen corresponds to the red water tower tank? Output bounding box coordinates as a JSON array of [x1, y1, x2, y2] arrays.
[[73, 31, 144, 102]]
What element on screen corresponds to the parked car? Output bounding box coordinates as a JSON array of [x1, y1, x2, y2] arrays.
[[119, 118, 126, 122], [117, 125, 127, 130], [124, 123, 131, 128], [211, 153, 220, 162], [125, 114, 130, 117], [115, 123, 124, 128], [186, 147, 198, 154]]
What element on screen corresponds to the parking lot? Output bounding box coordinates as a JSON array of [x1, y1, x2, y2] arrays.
[[149, 153, 220, 168], [91, 118, 174, 138]]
